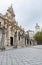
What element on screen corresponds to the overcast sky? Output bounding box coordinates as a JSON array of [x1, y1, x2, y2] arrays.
[[0, 0, 42, 31]]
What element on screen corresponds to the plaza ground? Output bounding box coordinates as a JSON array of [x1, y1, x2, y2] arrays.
[[0, 45, 42, 65]]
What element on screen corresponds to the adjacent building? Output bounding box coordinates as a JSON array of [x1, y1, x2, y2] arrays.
[[26, 30, 37, 46]]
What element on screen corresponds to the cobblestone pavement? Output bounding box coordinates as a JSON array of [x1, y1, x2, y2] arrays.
[[0, 46, 42, 65]]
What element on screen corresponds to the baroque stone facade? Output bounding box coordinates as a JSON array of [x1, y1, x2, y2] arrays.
[[0, 5, 25, 48]]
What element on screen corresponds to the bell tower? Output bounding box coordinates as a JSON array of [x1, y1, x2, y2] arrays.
[[35, 23, 40, 33]]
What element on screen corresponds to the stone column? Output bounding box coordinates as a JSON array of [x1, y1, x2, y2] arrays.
[[14, 31, 17, 48], [1, 26, 6, 49], [8, 26, 11, 46], [17, 30, 19, 47], [17, 30, 18, 40], [26, 38, 27, 46], [22, 37, 25, 47]]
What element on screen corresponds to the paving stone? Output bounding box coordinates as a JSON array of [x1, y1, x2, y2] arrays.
[[0, 46, 42, 65]]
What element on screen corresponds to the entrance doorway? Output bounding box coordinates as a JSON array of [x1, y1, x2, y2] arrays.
[[10, 37, 13, 46]]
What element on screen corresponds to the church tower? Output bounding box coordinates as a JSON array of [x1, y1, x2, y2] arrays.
[[35, 23, 41, 33]]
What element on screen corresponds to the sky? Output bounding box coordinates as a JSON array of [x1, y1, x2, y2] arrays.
[[0, 0, 42, 31]]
